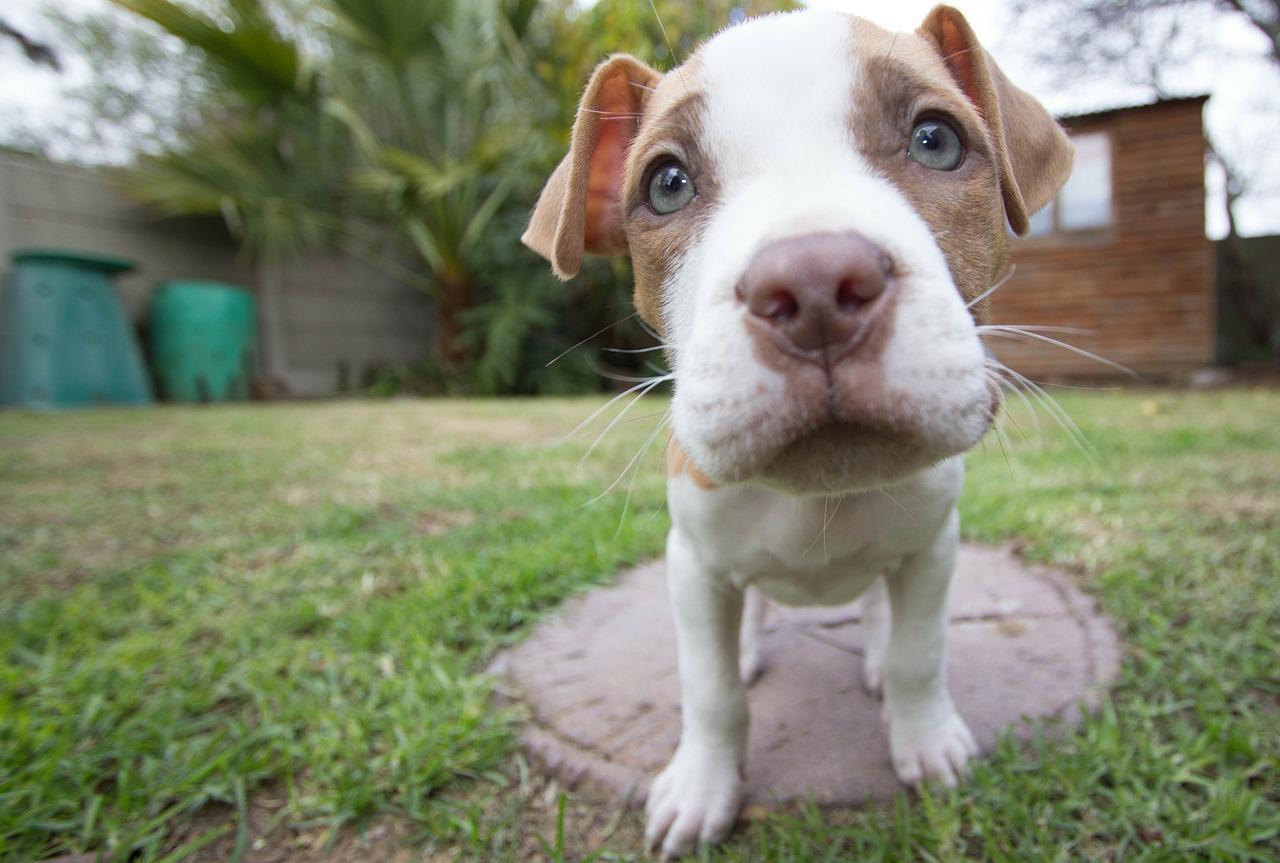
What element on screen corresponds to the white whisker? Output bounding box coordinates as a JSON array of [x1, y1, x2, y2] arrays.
[[648, 0, 690, 96], [990, 414, 1019, 477], [966, 263, 1017, 310], [991, 361, 1097, 458], [584, 409, 670, 509], [978, 325, 1136, 378], [877, 487, 921, 535], [546, 313, 638, 368], [580, 376, 673, 463], [985, 323, 1092, 336], [989, 377, 1033, 443], [591, 365, 673, 384], [803, 496, 842, 561], [999, 378, 1043, 442], [614, 410, 672, 535], [986, 361, 1043, 441], [603, 345, 670, 354], [636, 315, 665, 344], [581, 109, 644, 118], [615, 409, 670, 426], [562, 374, 673, 443]]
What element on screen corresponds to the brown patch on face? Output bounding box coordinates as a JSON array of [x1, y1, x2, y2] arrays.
[[667, 432, 719, 490], [846, 20, 1011, 323], [619, 60, 719, 334], [918, 7, 1075, 236]]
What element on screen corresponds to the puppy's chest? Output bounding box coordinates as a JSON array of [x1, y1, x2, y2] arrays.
[[668, 460, 962, 606], [680, 494, 908, 605]]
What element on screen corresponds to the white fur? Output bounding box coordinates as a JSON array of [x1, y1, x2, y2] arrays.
[[664, 13, 990, 490], [650, 462, 977, 858], [628, 11, 994, 858]]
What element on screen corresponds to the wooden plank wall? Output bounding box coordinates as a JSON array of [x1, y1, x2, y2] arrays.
[[991, 99, 1214, 380]]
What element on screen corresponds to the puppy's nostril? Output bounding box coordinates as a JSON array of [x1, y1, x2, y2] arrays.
[[761, 290, 799, 322], [739, 231, 893, 357], [836, 278, 861, 311], [836, 275, 883, 310]]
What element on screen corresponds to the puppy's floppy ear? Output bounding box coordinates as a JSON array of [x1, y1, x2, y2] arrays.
[[919, 6, 1073, 235], [522, 54, 662, 279]]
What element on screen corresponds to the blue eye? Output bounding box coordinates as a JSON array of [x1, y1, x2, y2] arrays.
[[908, 120, 963, 171], [647, 160, 696, 214]]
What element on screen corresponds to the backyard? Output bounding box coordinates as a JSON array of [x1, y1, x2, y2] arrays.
[[1, 389, 1278, 861]]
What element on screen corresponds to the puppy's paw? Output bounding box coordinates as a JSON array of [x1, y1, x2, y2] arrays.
[[739, 649, 764, 686], [644, 745, 744, 859], [888, 706, 978, 788]]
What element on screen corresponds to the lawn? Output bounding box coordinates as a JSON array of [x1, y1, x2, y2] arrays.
[[1, 390, 1277, 861]]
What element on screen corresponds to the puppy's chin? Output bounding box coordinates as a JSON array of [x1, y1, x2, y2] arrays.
[[752, 422, 954, 495], [686, 392, 996, 495]]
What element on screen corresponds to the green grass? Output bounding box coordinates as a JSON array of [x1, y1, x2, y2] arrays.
[[1, 390, 1277, 861]]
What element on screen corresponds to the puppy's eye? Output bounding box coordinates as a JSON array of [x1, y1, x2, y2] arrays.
[[647, 160, 696, 215], [908, 120, 963, 171]]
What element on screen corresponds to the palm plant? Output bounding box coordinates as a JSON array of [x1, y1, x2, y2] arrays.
[[116, 0, 544, 362], [339, 0, 545, 363], [115, 0, 351, 265], [111, 0, 791, 393]]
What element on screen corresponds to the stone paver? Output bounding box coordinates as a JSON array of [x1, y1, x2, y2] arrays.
[[493, 544, 1120, 807]]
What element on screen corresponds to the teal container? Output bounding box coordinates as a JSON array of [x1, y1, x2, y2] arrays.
[[0, 249, 153, 408], [150, 281, 257, 402]]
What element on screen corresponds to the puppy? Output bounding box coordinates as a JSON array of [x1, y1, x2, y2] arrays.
[[523, 6, 1072, 857]]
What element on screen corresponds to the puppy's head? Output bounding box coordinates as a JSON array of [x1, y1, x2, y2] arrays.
[[524, 6, 1073, 494]]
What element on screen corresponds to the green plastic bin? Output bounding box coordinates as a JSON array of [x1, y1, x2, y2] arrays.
[[0, 249, 153, 408], [150, 281, 257, 402]]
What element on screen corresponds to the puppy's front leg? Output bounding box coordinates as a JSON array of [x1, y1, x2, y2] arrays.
[[883, 508, 978, 787], [738, 586, 768, 685], [860, 574, 890, 696], [645, 527, 747, 858]]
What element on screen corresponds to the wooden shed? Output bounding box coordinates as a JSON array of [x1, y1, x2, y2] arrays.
[[990, 97, 1213, 381]]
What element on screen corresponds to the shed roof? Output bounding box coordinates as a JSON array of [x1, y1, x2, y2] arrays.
[[1056, 94, 1210, 123]]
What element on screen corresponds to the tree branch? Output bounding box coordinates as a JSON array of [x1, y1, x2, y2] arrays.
[[0, 18, 60, 70]]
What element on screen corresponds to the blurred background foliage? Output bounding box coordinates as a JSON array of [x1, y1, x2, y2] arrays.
[[75, 0, 799, 395]]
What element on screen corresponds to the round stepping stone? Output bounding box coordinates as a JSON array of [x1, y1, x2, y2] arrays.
[[492, 544, 1120, 807]]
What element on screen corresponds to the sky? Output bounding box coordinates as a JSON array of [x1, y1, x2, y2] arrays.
[[0, 0, 83, 135], [2, 0, 1278, 236]]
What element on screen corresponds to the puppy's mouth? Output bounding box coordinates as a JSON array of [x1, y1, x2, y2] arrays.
[[752, 408, 937, 495], [689, 360, 996, 495]]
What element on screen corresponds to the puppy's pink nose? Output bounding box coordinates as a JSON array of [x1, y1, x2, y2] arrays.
[[737, 232, 892, 358]]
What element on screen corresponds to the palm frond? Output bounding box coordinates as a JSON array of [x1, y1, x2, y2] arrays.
[[112, 0, 306, 104], [460, 277, 556, 393], [126, 129, 332, 262], [325, 0, 454, 66]]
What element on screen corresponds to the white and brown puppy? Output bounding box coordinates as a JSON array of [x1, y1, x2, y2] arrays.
[[524, 6, 1072, 858]]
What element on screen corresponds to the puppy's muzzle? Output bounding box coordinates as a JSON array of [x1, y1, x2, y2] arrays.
[[736, 231, 894, 368]]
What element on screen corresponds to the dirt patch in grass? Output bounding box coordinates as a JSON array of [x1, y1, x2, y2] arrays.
[[1191, 491, 1280, 524], [414, 509, 477, 537], [181, 763, 645, 863]]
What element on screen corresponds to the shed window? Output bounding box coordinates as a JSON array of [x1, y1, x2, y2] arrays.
[[1027, 203, 1055, 236], [1022, 131, 1113, 236], [1059, 133, 1112, 229]]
